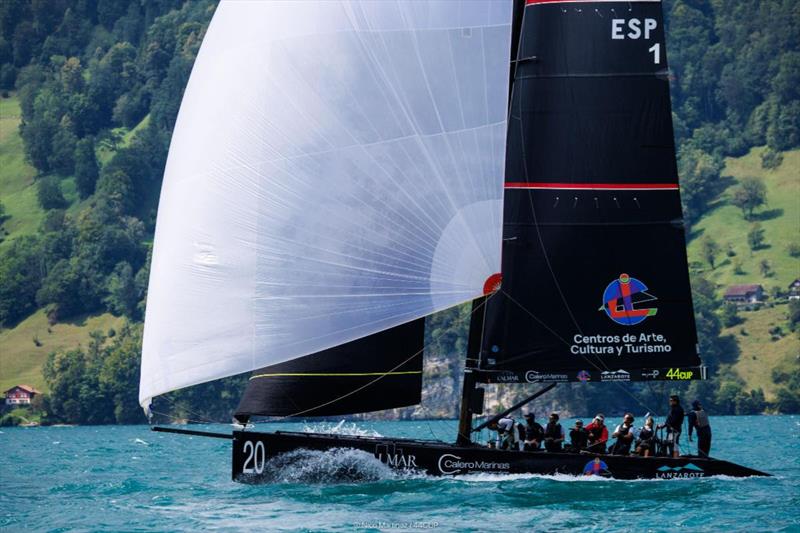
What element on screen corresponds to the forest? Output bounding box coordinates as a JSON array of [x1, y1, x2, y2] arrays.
[[0, 0, 798, 425]]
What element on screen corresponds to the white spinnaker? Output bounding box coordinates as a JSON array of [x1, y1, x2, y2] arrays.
[[139, 0, 511, 409]]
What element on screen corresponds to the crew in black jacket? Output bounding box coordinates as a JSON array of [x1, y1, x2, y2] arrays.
[[658, 395, 684, 457]]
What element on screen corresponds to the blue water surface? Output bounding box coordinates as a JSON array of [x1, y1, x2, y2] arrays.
[[1, 415, 798, 532]]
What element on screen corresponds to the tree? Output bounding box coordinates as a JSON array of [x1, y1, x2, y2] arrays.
[[36, 176, 67, 210], [35, 258, 85, 319], [759, 259, 772, 278], [0, 235, 43, 326], [47, 119, 78, 176], [721, 303, 741, 328], [747, 223, 765, 251], [760, 148, 783, 170], [104, 261, 139, 318], [731, 177, 767, 219], [790, 300, 800, 331], [700, 235, 721, 269], [74, 137, 99, 198], [788, 242, 800, 258], [678, 147, 723, 224], [99, 323, 146, 424]]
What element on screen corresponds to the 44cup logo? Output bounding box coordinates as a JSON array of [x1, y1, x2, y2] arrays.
[[666, 368, 693, 380]]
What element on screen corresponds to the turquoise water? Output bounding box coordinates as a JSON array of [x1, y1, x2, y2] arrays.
[[2, 416, 798, 532]]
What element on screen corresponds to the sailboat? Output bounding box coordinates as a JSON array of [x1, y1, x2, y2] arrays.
[[142, 0, 768, 480]]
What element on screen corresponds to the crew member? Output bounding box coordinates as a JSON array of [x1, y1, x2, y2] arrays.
[[635, 416, 656, 457], [610, 413, 635, 455], [585, 414, 608, 453], [567, 419, 588, 452], [522, 413, 544, 451], [543, 412, 565, 452], [687, 400, 712, 457], [657, 395, 684, 458], [489, 416, 518, 450]]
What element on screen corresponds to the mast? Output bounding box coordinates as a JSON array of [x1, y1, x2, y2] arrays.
[[455, 0, 526, 446], [456, 297, 487, 446]]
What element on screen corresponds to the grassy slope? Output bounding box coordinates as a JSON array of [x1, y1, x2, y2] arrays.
[[687, 147, 800, 289], [721, 305, 797, 400], [686, 147, 800, 398], [0, 94, 141, 394], [0, 309, 126, 394], [0, 95, 42, 250]]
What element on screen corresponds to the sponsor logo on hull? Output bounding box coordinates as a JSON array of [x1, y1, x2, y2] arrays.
[[375, 444, 418, 470], [583, 457, 611, 477], [641, 369, 660, 379], [577, 370, 591, 382], [655, 463, 705, 479], [438, 454, 511, 476]]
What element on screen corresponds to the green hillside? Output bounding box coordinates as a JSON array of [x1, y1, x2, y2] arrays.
[[0, 309, 125, 393], [687, 147, 800, 289], [723, 305, 797, 401], [686, 147, 800, 398], [0, 95, 42, 249]]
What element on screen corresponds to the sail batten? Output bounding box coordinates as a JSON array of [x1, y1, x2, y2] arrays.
[[139, 0, 511, 410]]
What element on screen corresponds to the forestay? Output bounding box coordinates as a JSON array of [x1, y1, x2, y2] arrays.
[[140, 0, 512, 409]]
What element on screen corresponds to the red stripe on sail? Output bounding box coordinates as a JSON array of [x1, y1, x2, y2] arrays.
[[504, 182, 679, 190]]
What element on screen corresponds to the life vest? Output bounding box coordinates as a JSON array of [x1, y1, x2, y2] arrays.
[[587, 424, 605, 442], [570, 428, 588, 447], [695, 409, 710, 428], [544, 422, 562, 439], [525, 422, 544, 441], [638, 426, 654, 441]]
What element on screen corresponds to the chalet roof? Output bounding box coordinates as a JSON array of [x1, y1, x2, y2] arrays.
[[724, 284, 763, 297], [3, 384, 42, 395], [789, 279, 800, 288]]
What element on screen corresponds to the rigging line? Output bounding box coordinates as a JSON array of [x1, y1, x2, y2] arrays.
[[515, 94, 584, 344], [155, 394, 219, 425], [273, 292, 498, 420], [499, 289, 658, 415], [149, 409, 217, 427]]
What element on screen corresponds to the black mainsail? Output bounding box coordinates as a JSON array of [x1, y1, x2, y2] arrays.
[[475, 0, 703, 386]]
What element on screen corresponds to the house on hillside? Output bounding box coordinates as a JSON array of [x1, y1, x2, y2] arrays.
[[3, 385, 41, 406], [789, 279, 800, 300], [723, 284, 764, 305]]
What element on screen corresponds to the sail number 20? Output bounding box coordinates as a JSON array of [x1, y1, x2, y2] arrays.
[[611, 18, 661, 64], [242, 440, 265, 474]]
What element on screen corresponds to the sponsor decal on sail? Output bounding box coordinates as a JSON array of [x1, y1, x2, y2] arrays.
[[570, 333, 673, 357], [666, 368, 694, 380], [655, 463, 705, 479], [600, 369, 631, 382], [437, 454, 511, 476], [600, 273, 658, 326], [525, 371, 569, 383]]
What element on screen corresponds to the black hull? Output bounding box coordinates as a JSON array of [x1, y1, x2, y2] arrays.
[[232, 431, 769, 482]]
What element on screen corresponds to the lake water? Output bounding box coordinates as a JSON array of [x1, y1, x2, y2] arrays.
[[2, 416, 798, 532]]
